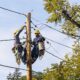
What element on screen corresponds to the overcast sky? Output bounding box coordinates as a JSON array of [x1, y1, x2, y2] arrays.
[[0, 0, 80, 80]]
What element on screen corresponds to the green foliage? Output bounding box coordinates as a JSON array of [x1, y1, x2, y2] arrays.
[[44, 0, 70, 23], [7, 68, 21, 80], [62, 20, 78, 37], [19, 76, 26, 80], [44, 0, 80, 37], [42, 41, 80, 80]]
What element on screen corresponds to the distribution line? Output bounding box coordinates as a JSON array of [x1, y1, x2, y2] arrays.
[[0, 51, 65, 71], [43, 24, 80, 38], [0, 38, 25, 42], [46, 37, 72, 49], [0, 64, 26, 71], [31, 19, 80, 38], [0, 64, 38, 74], [50, 45, 60, 55], [31, 21, 66, 35], [0, 36, 72, 50], [31, 21, 64, 35], [46, 50, 72, 64], [0, 38, 72, 50], [46, 50, 64, 61], [31, 22, 72, 49], [0, 6, 27, 17]]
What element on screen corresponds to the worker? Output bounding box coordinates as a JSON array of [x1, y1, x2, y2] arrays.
[[21, 40, 39, 64], [21, 29, 45, 64], [12, 25, 25, 65], [32, 29, 45, 59]]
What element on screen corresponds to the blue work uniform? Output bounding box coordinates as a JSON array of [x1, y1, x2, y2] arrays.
[[21, 35, 45, 64], [32, 35, 45, 61], [13, 26, 24, 56]]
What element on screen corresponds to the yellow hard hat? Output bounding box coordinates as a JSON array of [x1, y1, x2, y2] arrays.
[[13, 29, 19, 35], [34, 29, 40, 34]]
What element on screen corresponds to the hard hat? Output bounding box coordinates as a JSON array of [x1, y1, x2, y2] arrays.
[[13, 29, 19, 35], [34, 29, 40, 34]]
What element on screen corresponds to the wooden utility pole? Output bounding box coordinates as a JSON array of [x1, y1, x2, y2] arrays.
[[26, 12, 32, 80]]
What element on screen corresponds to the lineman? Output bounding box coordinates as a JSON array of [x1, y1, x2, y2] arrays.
[[12, 27, 45, 65], [32, 29, 45, 59], [21, 29, 45, 64], [12, 25, 25, 65]]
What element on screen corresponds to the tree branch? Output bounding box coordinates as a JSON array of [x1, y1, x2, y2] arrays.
[[62, 10, 80, 28]]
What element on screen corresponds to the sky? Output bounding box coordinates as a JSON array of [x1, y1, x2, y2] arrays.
[[0, 0, 80, 80]]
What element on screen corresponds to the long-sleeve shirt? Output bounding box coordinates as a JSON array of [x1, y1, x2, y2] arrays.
[[14, 26, 24, 45], [33, 35, 45, 46]]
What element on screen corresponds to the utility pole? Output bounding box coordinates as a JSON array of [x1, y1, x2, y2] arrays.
[[26, 12, 32, 80]]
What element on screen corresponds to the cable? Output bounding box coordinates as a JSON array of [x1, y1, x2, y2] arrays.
[[46, 50, 64, 61], [0, 64, 26, 71], [50, 45, 60, 55], [0, 64, 38, 74], [46, 50, 70, 64], [28, 22, 72, 49], [43, 24, 80, 38], [0, 6, 27, 17], [46, 38, 72, 49], [31, 21, 45, 30], [31, 23, 73, 50], [31, 20, 74, 39], [0, 37, 25, 42], [0, 37, 73, 51], [31, 19, 80, 38]]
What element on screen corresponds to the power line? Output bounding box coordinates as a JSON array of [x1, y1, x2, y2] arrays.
[[0, 63, 39, 74], [46, 50, 64, 61], [0, 37, 72, 50], [0, 64, 26, 71], [0, 6, 27, 17], [46, 38, 72, 49], [31, 20, 67, 36], [51, 45, 60, 55], [46, 50, 70, 64], [43, 24, 80, 38], [0, 38, 25, 42], [31, 21, 72, 49], [31, 19, 80, 38]]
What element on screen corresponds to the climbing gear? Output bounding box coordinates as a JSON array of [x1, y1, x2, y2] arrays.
[[38, 41, 45, 59], [38, 42, 45, 51], [12, 47, 21, 65], [15, 49, 21, 65]]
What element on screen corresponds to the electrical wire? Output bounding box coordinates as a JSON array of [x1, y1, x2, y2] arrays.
[[51, 45, 60, 55], [46, 38, 72, 49], [46, 50, 71, 64], [0, 37, 73, 50], [31, 21, 72, 49], [0, 63, 39, 74], [0, 51, 65, 73], [0, 5, 73, 73], [46, 50, 64, 61], [0, 64, 26, 71], [0, 6, 27, 17], [31, 19, 80, 38], [43, 24, 80, 38], [0, 37, 26, 42]]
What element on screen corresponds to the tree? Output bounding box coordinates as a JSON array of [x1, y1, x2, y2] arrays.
[[7, 68, 21, 80], [44, 0, 80, 38], [42, 40, 80, 80], [19, 71, 43, 80], [19, 76, 26, 80]]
